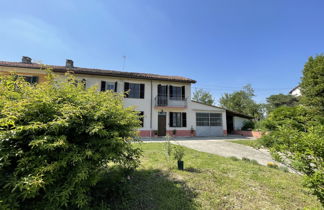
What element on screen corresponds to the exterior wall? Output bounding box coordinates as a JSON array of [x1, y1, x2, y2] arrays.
[[0, 66, 48, 83], [190, 102, 227, 136], [233, 116, 248, 131], [290, 88, 301, 96]]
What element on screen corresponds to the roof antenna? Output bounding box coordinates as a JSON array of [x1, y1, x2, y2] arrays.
[[122, 56, 127, 70]]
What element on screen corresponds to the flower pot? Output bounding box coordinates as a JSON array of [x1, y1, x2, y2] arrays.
[[177, 160, 184, 170]]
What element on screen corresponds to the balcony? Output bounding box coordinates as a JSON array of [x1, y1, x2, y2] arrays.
[[154, 96, 188, 108]]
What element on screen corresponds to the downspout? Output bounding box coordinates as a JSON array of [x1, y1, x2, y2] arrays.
[[150, 80, 153, 137]]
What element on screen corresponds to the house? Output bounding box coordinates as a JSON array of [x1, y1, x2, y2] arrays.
[[289, 85, 301, 96], [0, 56, 252, 137]]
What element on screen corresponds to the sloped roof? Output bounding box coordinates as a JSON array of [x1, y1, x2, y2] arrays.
[[0, 61, 196, 83], [289, 85, 300, 94]]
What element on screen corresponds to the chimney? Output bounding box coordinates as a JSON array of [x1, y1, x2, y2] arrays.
[[22, 56, 32, 64], [66, 59, 74, 68]]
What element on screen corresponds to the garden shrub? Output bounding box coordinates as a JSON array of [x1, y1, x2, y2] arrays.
[[241, 120, 255, 131], [229, 156, 239, 161], [267, 162, 278, 169], [0, 72, 142, 209], [242, 157, 251, 162]]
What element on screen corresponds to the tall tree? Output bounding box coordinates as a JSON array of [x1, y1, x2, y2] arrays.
[[192, 88, 215, 105], [300, 55, 324, 115], [266, 93, 299, 113], [219, 84, 261, 118]]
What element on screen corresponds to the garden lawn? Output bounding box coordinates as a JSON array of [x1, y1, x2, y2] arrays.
[[229, 139, 262, 149], [107, 143, 322, 210]]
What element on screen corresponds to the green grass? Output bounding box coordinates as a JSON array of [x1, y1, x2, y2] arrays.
[[103, 143, 322, 209], [229, 139, 262, 149]]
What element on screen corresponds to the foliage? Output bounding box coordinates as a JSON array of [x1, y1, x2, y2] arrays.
[[219, 84, 263, 119], [173, 145, 185, 161], [300, 55, 324, 115], [261, 106, 312, 132], [259, 55, 324, 203], [266, 93, 299, 113], [192, 88, 215, 105], [264, 124, 324, 203], [0, 72, 142, 209], [241, 120, 255, 131], [163, 135, 173, 160]]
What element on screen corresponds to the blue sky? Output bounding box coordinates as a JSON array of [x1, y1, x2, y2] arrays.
[[1, 0, 323, 103]]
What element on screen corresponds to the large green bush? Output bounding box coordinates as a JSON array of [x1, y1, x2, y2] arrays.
[[260, 55, 324, 204], [0, 72, 142, 209], [263, 123, 324, 203]]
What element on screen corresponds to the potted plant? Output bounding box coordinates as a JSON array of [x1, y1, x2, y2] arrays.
[[172, 129, 177, 136], [173, 145, 185, 170], [153, 130, 158, 137], [190, 126, 195, 136]]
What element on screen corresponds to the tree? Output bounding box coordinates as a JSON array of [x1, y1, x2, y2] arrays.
[[192, 88, 215, 105], [219, 84, 262, 118], [260, 55, 324, 204], [0, 72, 142, 209], [266, 93, 299, 113], [300, 55, 324, 115]]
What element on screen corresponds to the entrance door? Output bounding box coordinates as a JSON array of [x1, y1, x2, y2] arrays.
[[158, 112, 166, 136]]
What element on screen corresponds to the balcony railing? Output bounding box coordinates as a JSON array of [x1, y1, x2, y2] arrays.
[[155, 96, 188, 107]]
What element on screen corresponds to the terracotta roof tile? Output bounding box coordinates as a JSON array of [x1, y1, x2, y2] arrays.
[[0, 61, 196, 83]]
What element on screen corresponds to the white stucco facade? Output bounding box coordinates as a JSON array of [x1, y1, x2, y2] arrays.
[[0, 64, 246, 137], [233, 116, 249, 131]]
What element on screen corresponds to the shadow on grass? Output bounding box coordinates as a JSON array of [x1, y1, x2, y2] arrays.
[[184, 167, 202, 173], [91, 168, 198, 210]]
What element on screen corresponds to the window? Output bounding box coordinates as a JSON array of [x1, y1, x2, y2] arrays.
[[170, 112, 187, 127], [196, 113, 222, 126], [138, 111, 144, 127], [169, 85, 185, 100], [22, 76, 38, 84], [101, 81, 117, 92], [124, 82, 145, 98]]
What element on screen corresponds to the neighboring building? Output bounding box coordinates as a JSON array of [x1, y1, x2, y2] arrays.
[[1, 56, 235, 137], [289, 85, 301, 96]]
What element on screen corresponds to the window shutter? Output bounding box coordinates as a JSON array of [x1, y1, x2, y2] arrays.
[[100, 81, 106, 91], [169, 85, 173, 98], [114, 81, 118, 92], [182, 113, 187, 127], [140, 84, 145, 98], [157, 84, 161, 96], [182, 86, 185, 100], [170, 112, 173, 127], [124, 82, 129, 97]]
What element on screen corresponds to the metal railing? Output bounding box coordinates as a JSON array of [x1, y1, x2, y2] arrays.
[[155, 96, 188, 107]]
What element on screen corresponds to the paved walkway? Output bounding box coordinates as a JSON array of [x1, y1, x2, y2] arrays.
[[142, 136, 282, 167]]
